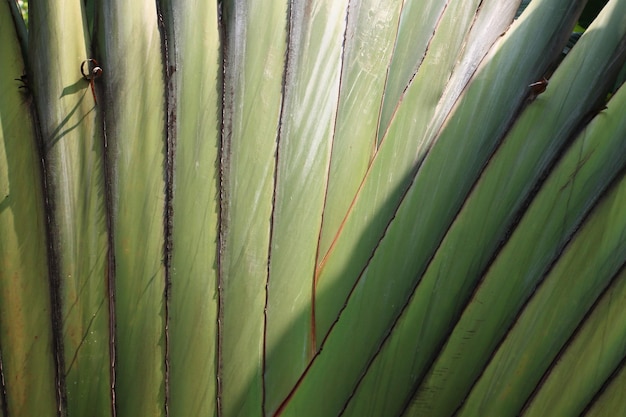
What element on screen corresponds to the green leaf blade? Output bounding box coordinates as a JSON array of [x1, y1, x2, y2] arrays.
[[316, 0, 402, 268], [457, 171, 626, 416], [522, 266, 626, 416], [100, 0, 167, 415], [314, 0, 530, 345], [401, 2, 626, 413], [265, 1, 349, 413], [167, 1, 221, 416], [29, 0, 113, 415], [585, 360, 626, 416], [0, 3, 58, 415], [277, 0, 587, 415], [404, 73, 626, 417], [219, 1, 289, 416]]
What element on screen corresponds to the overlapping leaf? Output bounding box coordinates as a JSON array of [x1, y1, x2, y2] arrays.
[[1, 1, 625, 417]]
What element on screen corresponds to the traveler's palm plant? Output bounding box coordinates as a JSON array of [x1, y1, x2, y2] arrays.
[[1, 0, 625, 416]]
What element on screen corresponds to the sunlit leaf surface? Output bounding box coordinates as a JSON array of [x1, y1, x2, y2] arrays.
[[0, 0, 625, 416]]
